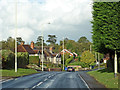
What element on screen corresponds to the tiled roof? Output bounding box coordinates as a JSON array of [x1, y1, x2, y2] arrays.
[[17, 45, 35, 54]]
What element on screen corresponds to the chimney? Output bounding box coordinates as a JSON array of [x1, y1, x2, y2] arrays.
[[49, 46, 53, 53], [21, 41, 24, 45], [31, 41, 34, 49]]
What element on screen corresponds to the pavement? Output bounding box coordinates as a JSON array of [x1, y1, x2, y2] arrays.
[[0, 71, 108, 89]]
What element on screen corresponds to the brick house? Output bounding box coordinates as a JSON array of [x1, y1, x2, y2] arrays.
[[17, 42, 35, 55], [30, 41, 61, 64], [61, 49, 78, 57]]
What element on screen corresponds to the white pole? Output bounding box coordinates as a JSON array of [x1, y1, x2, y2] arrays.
[[95, 52, 97, 64], [15, 0, 18, 72], [63, 37, 64, 70], [98, 53, 100, 70], [42, 31, 44, 71], [114, 50, 117, 77]]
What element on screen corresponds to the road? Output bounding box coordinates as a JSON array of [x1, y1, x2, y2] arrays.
[[2, 72, 89, 89]]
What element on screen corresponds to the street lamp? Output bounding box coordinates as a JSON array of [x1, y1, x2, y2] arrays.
[[63, 37, 64, 70], [41, 22, 50, 71], [38, 51, 41, 67], [15, 0, 18, 72]]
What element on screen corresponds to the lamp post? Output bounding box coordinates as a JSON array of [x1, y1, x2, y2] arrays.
[[63, 37, 64, 70], [38, 51, 41, 67], [15, 0, 18, 72], [41, 22, 50, 71]]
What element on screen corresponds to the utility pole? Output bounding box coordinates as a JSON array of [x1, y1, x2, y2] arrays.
[[95, 52, 97, 65], [41, 25, 44, 72], [63, 37, 64, 70], [15, 0, 18, 72], [98, 53, 100, 70], [41, 22, 50, 71], [114, 50, 117, 77]]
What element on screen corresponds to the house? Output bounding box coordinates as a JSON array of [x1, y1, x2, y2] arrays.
[[17, 41, 61, 64], [61, 49, 78, 57], [17, 42, 35, 55], [30, 41, 61, 64]]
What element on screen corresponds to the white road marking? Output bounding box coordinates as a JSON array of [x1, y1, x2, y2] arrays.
[[37, 82, 43, 86], [48, 76, 51, 78], [44, 78, 48, 81], [32, 82, 43, 89], [1, 78, 13, 84], [78, 74, 91, 90]]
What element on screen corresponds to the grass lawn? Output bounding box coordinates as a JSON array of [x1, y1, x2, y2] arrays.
[[87, 68, 119, 89], [1, 68, 39, 77]]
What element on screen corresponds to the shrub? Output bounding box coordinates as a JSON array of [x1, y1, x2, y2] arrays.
[[65, 56, 73, 66], [69, 61, 89, 68], [81, 50, 96, 66], [2, 50, 29, 69], [17, 52, 29, 68], [29, 56, 39, 65], [2, 50, 15, 69]]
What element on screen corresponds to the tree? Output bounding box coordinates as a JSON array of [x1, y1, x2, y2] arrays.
[[17, 37, 24, 45], [7, 37, 15, 51], [78, 36, 89, 43], [36, 36, 47, 46], [92, 2, 120, 75], [36, 36, 42, 46], [81, 50, 95, 66], [46, 35, 57, 45]]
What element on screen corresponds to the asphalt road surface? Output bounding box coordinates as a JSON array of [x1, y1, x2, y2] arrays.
[[2, 72, 90, 89]]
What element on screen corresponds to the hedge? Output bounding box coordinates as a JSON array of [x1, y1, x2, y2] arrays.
[[29, 56, 39, 65], [68, 61, 89, 68], [2, 50, 29, 69], [17, 52, 29, 68]]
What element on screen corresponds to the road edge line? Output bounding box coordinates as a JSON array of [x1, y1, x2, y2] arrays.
[[78, 74, 91, 90]]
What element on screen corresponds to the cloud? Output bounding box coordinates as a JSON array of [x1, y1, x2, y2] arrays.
[[9, 27, 34, 42], [0, 0, 92, 43]]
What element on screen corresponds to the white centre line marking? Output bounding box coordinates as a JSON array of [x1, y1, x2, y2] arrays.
[[32, 82, 43, 89], [44, 78, 48, 81], [37, 82, 43, 86]]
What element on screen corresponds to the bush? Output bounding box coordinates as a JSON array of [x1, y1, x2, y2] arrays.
[[65, 56, 73, 66], [69, 61, 89, 68], [2, 50, 15, 69], [2, 50, 29, 69], [29, 56, 39, 65], [81, 50, 96, 66], [17, 52, 29, 68]]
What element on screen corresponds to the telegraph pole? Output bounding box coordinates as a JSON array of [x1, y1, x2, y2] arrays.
[[98, 53, 100, 70], [114, 50, 117, 77], [42, 32, 44, 71], [15, 0, 18, 72], [63, 37, 64, 70]]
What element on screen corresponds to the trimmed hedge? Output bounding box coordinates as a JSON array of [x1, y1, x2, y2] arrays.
[[2, 50, 29, 69], [17, 52, 29, 68], [68, 61, 89, 68], [29, 56, 39, 65]]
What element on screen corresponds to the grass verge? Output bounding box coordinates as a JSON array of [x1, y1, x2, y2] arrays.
[[1, 68, 39, 77], [87, 68, 119, 89]]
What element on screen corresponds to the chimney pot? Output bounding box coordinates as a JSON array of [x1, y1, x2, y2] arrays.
[[31, 41, 34, 49]]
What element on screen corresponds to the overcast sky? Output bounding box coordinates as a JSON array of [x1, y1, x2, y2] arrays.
[[0, 0, 93, 44]]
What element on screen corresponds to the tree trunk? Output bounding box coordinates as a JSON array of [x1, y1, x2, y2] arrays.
[[114, 50, 117, 77]]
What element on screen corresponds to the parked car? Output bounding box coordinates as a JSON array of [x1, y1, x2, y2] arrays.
[[67, 67, 75, 72]]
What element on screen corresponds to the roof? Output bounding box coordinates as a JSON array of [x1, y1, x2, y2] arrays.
[[17, 45, 35, 54]]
